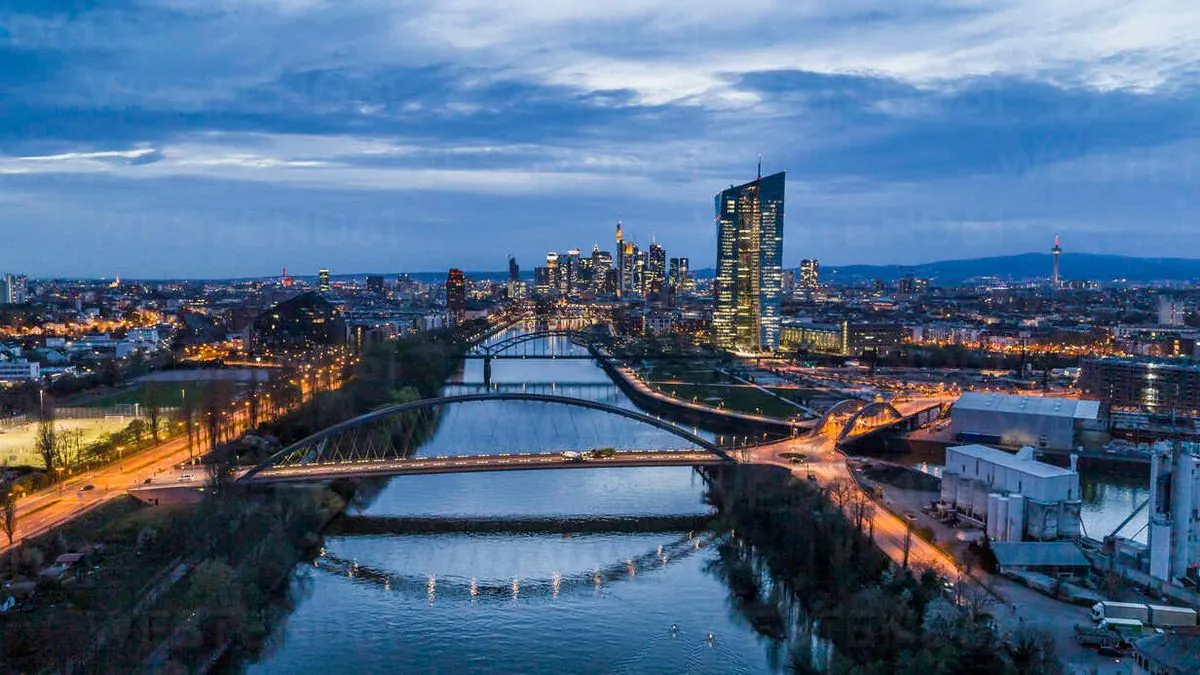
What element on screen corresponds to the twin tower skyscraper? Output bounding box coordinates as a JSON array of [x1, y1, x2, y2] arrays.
[[713, 170, 785, 354]]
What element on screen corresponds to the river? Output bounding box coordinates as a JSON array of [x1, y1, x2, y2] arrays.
[[243, 330, 819, 673]]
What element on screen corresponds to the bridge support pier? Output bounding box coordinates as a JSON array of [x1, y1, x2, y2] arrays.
[[483, 355, 492, 388]]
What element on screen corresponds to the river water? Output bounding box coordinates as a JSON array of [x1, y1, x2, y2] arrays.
[[244, 331, 810, 674]]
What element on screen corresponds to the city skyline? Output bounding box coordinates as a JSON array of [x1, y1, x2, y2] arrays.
[[4, 3, 1200, 277]]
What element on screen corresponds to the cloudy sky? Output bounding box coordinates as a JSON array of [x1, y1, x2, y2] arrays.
[[2, 1, 1199, 278]]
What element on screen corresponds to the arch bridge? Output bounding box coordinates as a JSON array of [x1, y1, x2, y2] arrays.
[[813, 398, 947, 442], [465, 329, 609, 385], [240, 392, 732, 484]]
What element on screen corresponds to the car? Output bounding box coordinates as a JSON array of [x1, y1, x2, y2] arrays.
[[142, 478, 153, 484], [1096, 645, 1124, 657], [177, 474, 194, 482], [806, 473, 818, 483], [78, 484, 95, 491]]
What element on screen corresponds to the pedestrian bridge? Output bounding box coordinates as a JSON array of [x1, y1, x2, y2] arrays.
[[239, 392, 734, 484]]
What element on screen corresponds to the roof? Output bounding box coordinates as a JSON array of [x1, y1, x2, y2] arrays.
[[1135, 633, 1200, 673], [991, 542, 1090, 569], [947, 444, 1078, 479], [953, 392, 1102, 421]]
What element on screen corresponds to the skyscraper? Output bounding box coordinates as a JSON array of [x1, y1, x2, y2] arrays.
[[714, 170, 785, 352], [1, 274, 27, 305], [615, 222, 625, 299], [317, 268, 331, 293], [446, 268, 466, 313], [799, 259, 819, 292], [546, 251, 560, 297], [508, 256, 520, 283], [647, 240, 666, 298], [366, 275, 385, 295]]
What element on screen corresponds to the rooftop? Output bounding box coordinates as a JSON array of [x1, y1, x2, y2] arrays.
[[953, 392, 1101, 421], [1135, 632, 1200, 673], [991, 542, 1090, 569], [947, 444, 1078, 479]]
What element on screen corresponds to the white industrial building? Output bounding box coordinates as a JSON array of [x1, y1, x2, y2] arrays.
[[1148, 443, 1200, 585], [950, 392, 1105, 451], [940, 445, 1082, 542]]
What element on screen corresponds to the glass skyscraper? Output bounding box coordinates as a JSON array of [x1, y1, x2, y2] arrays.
[[713, 171, 785, 353]]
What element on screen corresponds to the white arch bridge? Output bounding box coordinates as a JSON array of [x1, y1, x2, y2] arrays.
[[239, 392, 734, 484]]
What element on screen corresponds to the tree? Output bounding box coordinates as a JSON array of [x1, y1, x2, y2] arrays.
[[1, 483, 17, 546], [142, 381, 161, 443], [180, 384, 196, 461], [35, 407, 58, 478]]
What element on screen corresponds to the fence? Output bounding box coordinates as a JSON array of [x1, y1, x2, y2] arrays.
[[0, 407, 181, 427]]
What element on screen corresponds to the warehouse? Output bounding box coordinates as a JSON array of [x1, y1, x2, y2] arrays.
[[940, 445, 1082, 542], [949, 392, 1105, 451]]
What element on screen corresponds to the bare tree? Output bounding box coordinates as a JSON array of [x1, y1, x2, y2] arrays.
[[180, 385, 196, 461], [35, 401, 58, 478], [1, 483, 17, 546], [143, 381, 162, 443]]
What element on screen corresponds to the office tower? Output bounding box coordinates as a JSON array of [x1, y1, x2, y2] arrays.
[[534, 266, 552, 297], [366, 275, 385, 295], [594, 249, 614, 295], [1052, 234, 1062, 288], [799, 259, 819, 292], [713, 170, 785, 352], [622, 241, 636, 297], [635, 248, 647, 297], [668, 258, 682, 292], [678, 257, 691, 292], [565, 248, 581, 296], [508, 256, 520, 283], [545, 251, 560, 297], [317, 268, 331, 293], [648, 240, 666, 297], [446, 268, 466, 313], [782, 270, 795, 297], [615, 222, 625, 299]]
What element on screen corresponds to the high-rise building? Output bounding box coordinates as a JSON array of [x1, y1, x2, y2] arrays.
[[565, 248, 581, 296], [446, 268, 466, 313], [799, 259, 819, 292], [647, 240, 666, 298], [317, 268, 331, 293], [713, 170, 785, 352], [534, 266, 552, 297], [615, 222, 625, 299], [593, 248, 613, 295], [366, 275, 385, 295], [546, 251, 560, 297], [1, 274, 27, 305], [622, 241, 636, 297], [1052, 234, 1062, 288], [508, 256, 520, 283], [1158, 295, 1185, 326]]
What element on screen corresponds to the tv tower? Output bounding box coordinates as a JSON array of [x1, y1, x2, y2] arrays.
[[1051, 234, 1062, 288]]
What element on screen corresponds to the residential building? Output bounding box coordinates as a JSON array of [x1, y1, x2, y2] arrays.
[[0, 360, 39, 381], [713, 170, 785, 353], [1081, 358, 1200, 413], [1, 274, 27, 304]]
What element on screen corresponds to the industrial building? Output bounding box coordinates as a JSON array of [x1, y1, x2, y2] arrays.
[[1148, 443, 1200, 585], [940, 445, 1082, 542], [949, 392, 1105, 451]]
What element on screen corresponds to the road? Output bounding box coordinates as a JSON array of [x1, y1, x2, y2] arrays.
[[241, 450, 726, 483], [2, 433, 202, 552]]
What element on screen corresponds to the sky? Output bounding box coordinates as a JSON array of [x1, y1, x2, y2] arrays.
[[2, 1, 1200, 279]]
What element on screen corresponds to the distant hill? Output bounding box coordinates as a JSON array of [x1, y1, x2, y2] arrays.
[[820, 253, 1200, 284]]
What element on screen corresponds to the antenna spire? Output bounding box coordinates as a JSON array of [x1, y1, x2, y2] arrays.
[[757, 153, 762, 179]]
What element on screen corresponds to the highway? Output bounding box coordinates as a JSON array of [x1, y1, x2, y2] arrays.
[[242, 450, 727, 483]]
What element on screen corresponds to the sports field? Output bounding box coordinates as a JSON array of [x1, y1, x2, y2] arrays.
[[0, 418, 131, 468]]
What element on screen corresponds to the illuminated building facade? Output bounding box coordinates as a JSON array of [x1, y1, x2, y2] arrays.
[[1052, 234, 1062, 288], [317, 268, 331, 293], [1, 274, 27, 304], [647, 241, 666, 297], [1081, 358, 1200, 413], [714, 171, 785, 352], [446, 268, 466, 313], [799, 259, 819, 292]]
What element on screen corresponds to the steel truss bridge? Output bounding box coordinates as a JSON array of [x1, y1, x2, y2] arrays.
[[240, 392, 733, 483], [464, 329, 608, 386]]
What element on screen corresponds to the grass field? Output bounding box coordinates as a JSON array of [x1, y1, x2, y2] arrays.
[[0, 418, 131, 467], [64, 382, 227, 409]]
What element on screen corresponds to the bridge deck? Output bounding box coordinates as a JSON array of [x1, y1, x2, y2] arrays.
[[245, 451, 727, 483]]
